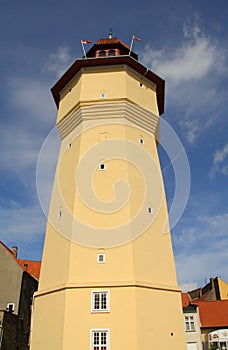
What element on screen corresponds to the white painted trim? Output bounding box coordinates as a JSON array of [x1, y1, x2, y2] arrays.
[[91, 290, 110, 313], [97, 253, 105, 264], [90, 328, 110, 350]]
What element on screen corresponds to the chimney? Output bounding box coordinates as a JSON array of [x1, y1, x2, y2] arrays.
[[12, 246, 18, 258]]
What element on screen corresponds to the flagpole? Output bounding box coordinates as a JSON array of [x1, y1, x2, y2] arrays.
[[81, 41, 87, 58], [129, 36, 134, 56]]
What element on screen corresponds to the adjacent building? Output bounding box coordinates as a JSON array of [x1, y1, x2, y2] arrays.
[[1, 236, 228, 350], [0, 241, 40, 350], [182, 278, 228, 350]]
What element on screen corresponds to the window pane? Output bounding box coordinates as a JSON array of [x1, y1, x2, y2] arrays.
[[93, 332, 99, 344], [190, 321, 195, 330], [101, 332, 106, 344], [108, 50, 115, 56], [94, 293, 100, 309], [99, 51, 106, 57], [101, 293, 107, 309]]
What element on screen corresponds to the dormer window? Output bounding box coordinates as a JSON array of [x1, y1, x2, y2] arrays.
[[108, 50, 116, 56], [99, 51, 106, 57], [97, 49, 118, 58]]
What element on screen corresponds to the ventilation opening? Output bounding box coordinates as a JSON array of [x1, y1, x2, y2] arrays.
[[99, 163, 106, 171], [147, 206, 153, 215], [100, 92, 106, 98], [58, 209, 63, 219]]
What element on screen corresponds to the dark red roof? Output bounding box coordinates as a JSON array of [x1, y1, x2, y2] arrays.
[[85, 37, 138, 60], [51, 39, 165, 115]]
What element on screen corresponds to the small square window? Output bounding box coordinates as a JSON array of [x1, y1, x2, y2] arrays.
[[99, 163, 106, 171], [139, 138, 144, 145], [97, 253, 105, 263], [100, 92, 106, 99]]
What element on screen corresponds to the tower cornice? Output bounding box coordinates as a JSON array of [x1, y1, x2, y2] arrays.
[[56, 100, 159, 140], [51, 55, 165, 115]]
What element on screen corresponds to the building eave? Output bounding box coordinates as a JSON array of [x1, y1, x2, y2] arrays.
[[51, 55, 165, 115]]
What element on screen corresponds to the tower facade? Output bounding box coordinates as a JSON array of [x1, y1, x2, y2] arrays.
[[30, 37, 186, 349]]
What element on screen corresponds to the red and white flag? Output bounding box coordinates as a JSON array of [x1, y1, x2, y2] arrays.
[[81, 39, 93, 58], [130, 34, 142, 55], [81, 39, 93, 44], [132, 35, 142, 42]]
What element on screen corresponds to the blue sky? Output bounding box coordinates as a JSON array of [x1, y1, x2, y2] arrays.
[[1, 0, 227, 291]]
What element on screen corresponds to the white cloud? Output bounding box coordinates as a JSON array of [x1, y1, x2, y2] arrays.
[[46, 46, 73, 78], [176, 247, 228, 290], [180, 282, 198, 293], [209, 143, 228, 177], [179, 114, 217, 144], [174, 212, 228, 247], [200, 212, 228, 231], [8, 77, 56, 126], [0, 73, 58, 179], [142, 25, 225, 86], [174, 212, 228, 287], [141, 24, 227, 143]]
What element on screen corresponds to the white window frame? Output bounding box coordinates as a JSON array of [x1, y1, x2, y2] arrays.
[[90, 329, 110, 350], [6, 302, 15, 312], [91, 290, 110, 313], [184, 316, 195, 331], [99, 163, 106, 171], [97, 253, 105, 264]]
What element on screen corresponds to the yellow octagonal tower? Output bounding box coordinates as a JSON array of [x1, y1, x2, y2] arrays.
[[30, 36, 186, 349]]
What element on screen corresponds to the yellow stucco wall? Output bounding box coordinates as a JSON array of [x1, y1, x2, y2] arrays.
[[218, 277, 228, 299], [31, 286, 186, 350], [57, 66, 158, 123], [31, 60, 186, 350]]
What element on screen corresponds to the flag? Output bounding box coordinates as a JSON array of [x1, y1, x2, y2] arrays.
[[80, 39, 93, 58], [132, 35, 142, 42], [81, 40, 93, 44], [129, 35, 142, 55]]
